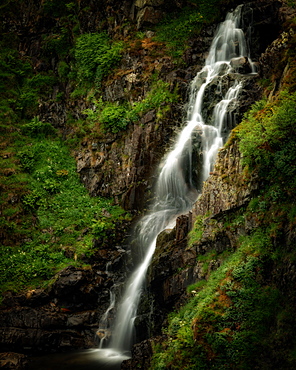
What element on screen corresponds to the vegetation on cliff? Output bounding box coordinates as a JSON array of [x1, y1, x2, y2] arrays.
[[1, 0, 296, 369], [0, 114, 131, 294], [0, 0, 225, 295], [149, 15, 296, 370]]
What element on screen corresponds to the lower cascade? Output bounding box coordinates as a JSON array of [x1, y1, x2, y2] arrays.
[[98, 2, 257, 361]]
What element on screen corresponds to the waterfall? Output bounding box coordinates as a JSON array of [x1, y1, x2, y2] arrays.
[[96, 289, 115, 348], [99, 3, 255, 357]]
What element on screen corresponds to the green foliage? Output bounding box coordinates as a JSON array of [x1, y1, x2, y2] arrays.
[[21, 117, 56, 138], [287, 0, 296, 8], [42, 0, 69, 17], [155, 1, 222, 60], [187, 280, 207, 294], [0, 244, 71, 291], [14, 72, 56, 118], [100, 104, 129, 133], [188, 215, 204, 246], [0, 39, 37, 120], [129, 79, 179, 121], [150, 233, 282, 369], [0, 122, 130, 295], [74, 32, 123, 86], [83, 79, 179, 133], [58, 60, 70, 79], [42, 33, 70, 57], [155, 8, 204, 59], [237, 91, 296, 191]]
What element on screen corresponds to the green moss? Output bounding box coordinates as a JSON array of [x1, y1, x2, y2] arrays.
[[150, 227, 287, 369]]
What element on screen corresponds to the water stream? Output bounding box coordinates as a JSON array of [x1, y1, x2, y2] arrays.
[[101, 2, 255, 359], [29, 4, 255, 369]]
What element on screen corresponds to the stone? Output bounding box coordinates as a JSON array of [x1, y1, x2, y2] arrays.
[[136, 6, 163, 28], [192, 142, 259, 220], [121, 337, 158, 370], [135, 0, 164, 8], [175, 213, 192, 242], [0, 352, 28, 369], [230, 56, 252, 74]]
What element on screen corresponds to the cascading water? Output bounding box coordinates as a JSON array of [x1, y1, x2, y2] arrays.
[[98, 3, 256, 362]]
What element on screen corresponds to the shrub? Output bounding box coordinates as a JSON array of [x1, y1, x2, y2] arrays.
[[188, 215, 204, 247], [83, 79, 179, 133], [237, 91, 296, 190], [100, 104, 129, 133], [155, 0, 222, 60], [74, 33, 123, 86], [21, 117, 56, 138]]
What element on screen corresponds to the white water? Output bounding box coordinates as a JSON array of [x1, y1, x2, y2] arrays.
[[99, 4, 254, 357], [97, 290, 115, 349]]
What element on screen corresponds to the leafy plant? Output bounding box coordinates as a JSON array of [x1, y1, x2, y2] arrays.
[[188, 215, 204, 247], [83, 79, 179, 133], [74, 32, 124, 86], [237, 91, 296, 191], [100, 104, 129, 133], [21, 117, 56, 138], [1, 127, 131, 295], [150, 235, 281, 369], [154, 0, 222, 61]]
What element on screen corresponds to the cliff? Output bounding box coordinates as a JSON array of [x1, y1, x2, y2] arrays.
[[0, 0, 296, 369], [125, 2, 296, 369]]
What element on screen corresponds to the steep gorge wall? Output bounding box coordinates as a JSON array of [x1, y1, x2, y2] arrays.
[[0, 0, 294, 368], [0, 0, 282, 213], [123, 1, 296, 368], [146, 0, 295, 324]]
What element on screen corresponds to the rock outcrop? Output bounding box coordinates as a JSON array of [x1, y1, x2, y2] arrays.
[[0, 0, 295, 368], [128, 2, 296, 367], [0, 353, 28, 370], [0, 252, 129, 355], [141, 141, 258, 337]]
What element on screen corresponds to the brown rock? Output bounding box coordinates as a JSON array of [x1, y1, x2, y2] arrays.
[[0, 352, 28, 369]]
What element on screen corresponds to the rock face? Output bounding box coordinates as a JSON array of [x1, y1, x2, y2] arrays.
[[134, 0, 186, 28], [0, 257, 128, 355], [0, 0, 293, 368], [230, 56, 253, 74], [75, 111, 179, 211], [142, 141, 259, 336], [192, 142, 259, 217], [0, 353, 28, 370], [128, 1, 296, 367]]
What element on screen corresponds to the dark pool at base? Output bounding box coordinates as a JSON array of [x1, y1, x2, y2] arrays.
[[27, 349, 130, 370]]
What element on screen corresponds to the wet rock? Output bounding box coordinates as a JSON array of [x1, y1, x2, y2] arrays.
[[25, 289, 50, 307], [121, 338, 156, 370], [230, 56, 252, 74], [0, 352, 28, 369], [50, 266, 96, 309]]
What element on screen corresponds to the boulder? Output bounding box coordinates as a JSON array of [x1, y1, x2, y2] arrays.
[[136, 7, 163, 28], [230, 56, 253, 74]]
